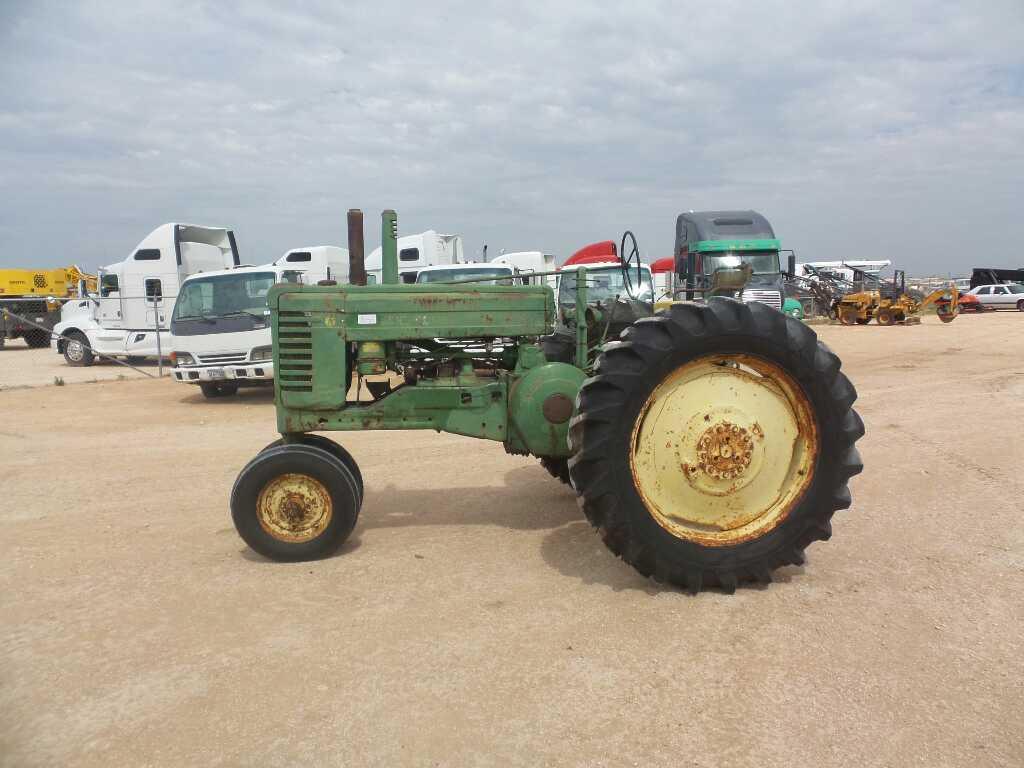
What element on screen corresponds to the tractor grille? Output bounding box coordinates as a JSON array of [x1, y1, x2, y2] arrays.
[[199, 352, 247, 365], [277, 311, 313, 392], [740, 290, 782, 310]]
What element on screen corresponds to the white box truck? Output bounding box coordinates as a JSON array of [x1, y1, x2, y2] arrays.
[[169, 247, 348, 397], [53, 224, 240, 365]]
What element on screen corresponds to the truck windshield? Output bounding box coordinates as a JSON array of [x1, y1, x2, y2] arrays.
[[173, 272, 276, 321], [703, 250, 780, 275], [416, 267, 513, 284], [558, 265, 654, 305]]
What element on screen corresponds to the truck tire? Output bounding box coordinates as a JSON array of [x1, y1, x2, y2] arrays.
[[200, 382, 239, 398], [231, 444, 361, 561], [261, 434, 364, 504], [539, 457, 572, 486], [63, 331, 94, 366], [1017, 300, 1024, 312], [24, 330, 51, 348], [568, 298, 863, 593]]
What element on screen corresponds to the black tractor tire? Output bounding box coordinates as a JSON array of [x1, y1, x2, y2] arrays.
[[231, 444, 361, 562], [200, 382, 239, 398], [63, 331, 94, 366], [539, 457, 572, 486], [568, 298, 864, 593], [262, 434, 364, 504], [24, 329, 51, 348], [876, 309, 895, 326]]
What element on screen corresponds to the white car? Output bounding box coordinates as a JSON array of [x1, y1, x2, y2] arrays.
[[965, 283, 1024, 311]]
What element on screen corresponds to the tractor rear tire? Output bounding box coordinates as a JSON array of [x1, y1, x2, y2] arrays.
[[63, 331, 94, 366], [231, 444, 360, 561], [568, 298, 863, 593], [876, 309, 895, 326], [539, 457, 572, 486], [262, 434, 364, 504], [24, 330, 51, 348]]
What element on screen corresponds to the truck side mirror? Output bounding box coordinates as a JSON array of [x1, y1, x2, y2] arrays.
[[787, 253, 796, 277]]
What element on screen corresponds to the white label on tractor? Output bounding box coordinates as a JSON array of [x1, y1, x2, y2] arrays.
[[357, 314, 377, 325]]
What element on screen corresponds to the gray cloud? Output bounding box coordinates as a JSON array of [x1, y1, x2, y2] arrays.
[[1, 0, 1022, 274]]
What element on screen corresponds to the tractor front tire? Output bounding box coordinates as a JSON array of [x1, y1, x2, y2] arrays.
[[231, 444, 361, 562], [568, 298, 863, 593], [876, 309, 895, 326], [539, 457, 572, 486]]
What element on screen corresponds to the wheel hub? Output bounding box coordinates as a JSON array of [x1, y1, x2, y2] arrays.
[[629, 354, 818, 546], [695, 422, 754, 480], [256, 473, 333, 543]]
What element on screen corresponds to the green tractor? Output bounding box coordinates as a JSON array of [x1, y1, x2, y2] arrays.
[[230, 210, 864, 592]]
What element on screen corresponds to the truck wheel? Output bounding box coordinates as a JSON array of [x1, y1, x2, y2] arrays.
[[24, 330, 51, 348], [875, 309, 895, 326], [231, 444, 361, 561], [63, 331, 94, 366], [200, 382, 239, 398], [261, 434, 364, 504], [1017, 300, 1024, 312], [568, 298, 863, 593], [539, 457, 572, 486]]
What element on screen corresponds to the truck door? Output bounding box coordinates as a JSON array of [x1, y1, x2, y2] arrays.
[[144, 277, 164, 327], [97, 273, 123, 325]]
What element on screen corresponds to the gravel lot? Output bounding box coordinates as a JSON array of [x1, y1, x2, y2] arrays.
[[1, 313, 1022, 767]]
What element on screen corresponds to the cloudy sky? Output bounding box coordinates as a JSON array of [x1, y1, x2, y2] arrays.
[[1, 1, 1022, 274]]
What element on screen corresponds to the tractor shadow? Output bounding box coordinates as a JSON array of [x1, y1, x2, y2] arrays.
[[358, 463, 803, 594]]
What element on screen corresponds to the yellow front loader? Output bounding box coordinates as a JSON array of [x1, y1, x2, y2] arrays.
[[0, 265, 97, 348]]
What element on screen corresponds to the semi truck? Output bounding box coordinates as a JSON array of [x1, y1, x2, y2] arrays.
[[364, 230, 464, 284], [0, 266, 95, 348], [53, 224, 240, 366], [170, 247, 348, 397], [674, 210, 787, 310]]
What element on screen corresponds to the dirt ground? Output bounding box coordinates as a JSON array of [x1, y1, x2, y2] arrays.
[[0, 336, 164, 391], [1, 313, 1022, 767]]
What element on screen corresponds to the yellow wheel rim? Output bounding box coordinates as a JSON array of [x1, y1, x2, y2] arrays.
[[256, 473, 333, 543], [629, 354, 818, 547]]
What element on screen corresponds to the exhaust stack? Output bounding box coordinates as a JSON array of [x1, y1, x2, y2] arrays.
[[381, 209, 398, 285], [347, 209, 366, 286]]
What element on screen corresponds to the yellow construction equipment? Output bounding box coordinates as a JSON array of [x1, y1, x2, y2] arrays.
[[0, 265, 96, 348], [834, 270, 958, 325], [0, 265, 96, 298]]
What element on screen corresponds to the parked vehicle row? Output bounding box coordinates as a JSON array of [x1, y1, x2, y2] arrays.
[[962, 283, 1024, 310]]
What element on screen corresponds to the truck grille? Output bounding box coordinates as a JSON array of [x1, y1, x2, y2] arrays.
[[740, 290, 782, 310], [277, 311, 312, 392], [198, 352, 248, 364]]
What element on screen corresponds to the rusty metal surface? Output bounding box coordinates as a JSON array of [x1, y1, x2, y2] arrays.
[[693, 422, 755, 480], [256, 472, 333, 543], [541, 393, 574, 424]]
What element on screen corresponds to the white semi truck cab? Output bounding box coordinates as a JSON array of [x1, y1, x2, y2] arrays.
[[169, 247, 348, 398], [53, 223, 240, 366]]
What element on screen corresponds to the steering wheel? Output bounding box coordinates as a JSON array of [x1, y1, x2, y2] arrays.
[[619, 230, 643, 299]]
